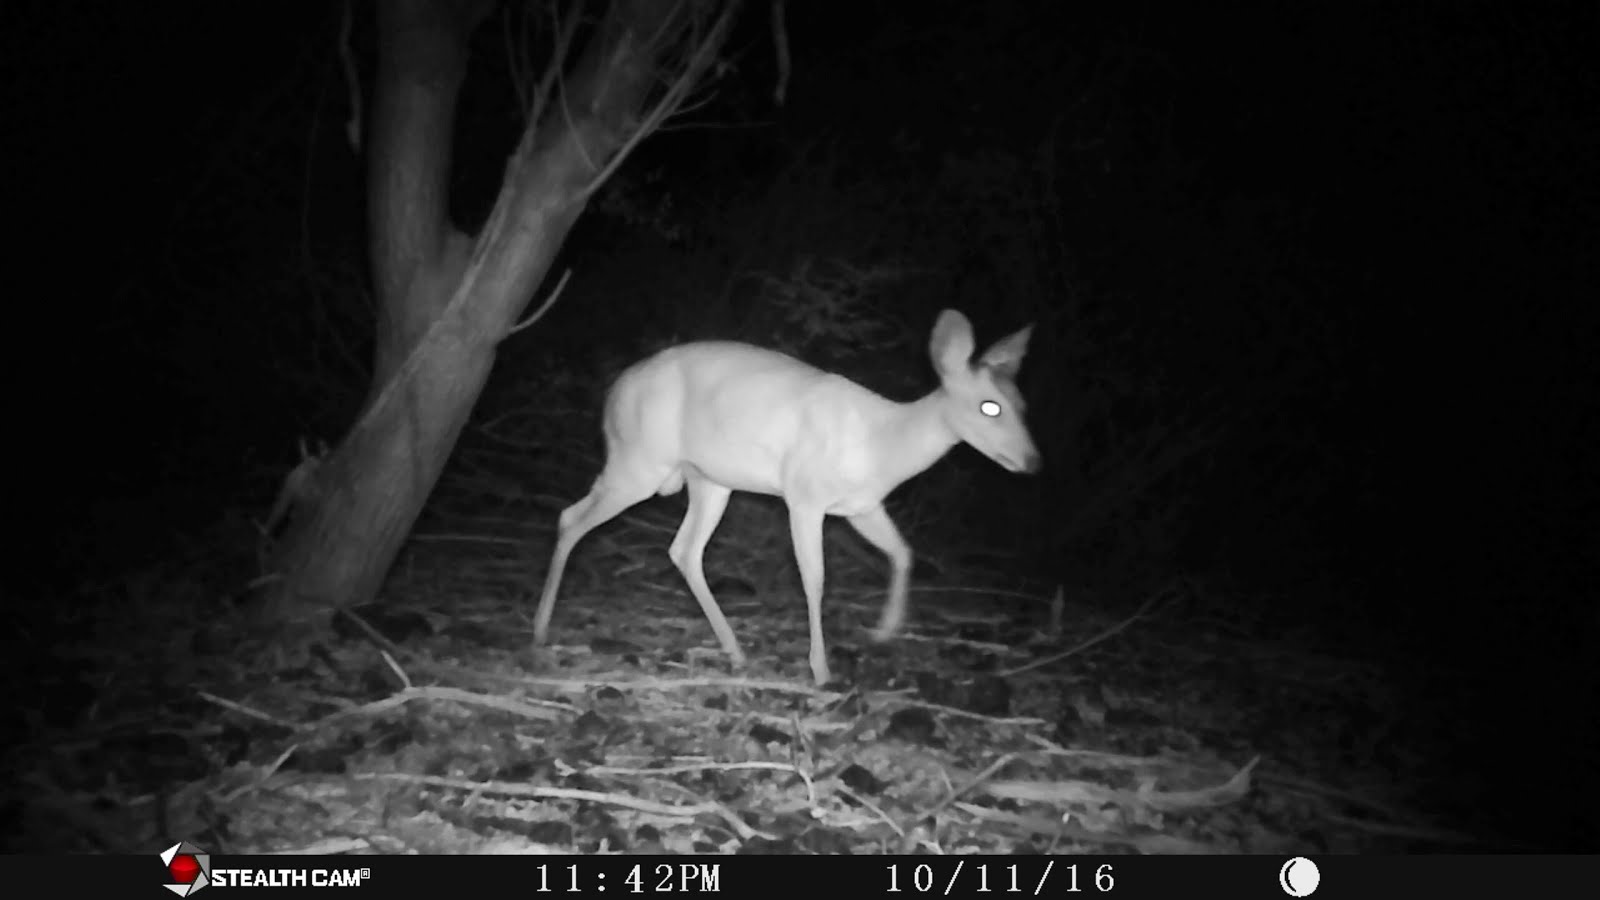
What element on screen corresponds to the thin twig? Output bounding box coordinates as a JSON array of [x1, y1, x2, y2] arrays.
[[508, 268, 573, 335], [899, 753, 1019, 852], [379, 649, 412, 690], [769, 0, 790, 105], [997, 588, 1164, 678], [881, 697, 1047, 727], [577, 760, 799, 778], [357, 773, 767, 841], [221, 743, 300, 803], [502, 4, 528, 113], [532, 2, 583, 135], [578, 3, 738, 199], [837, 785, 905, 839], [339, 0, 362, 150], [196, 691, 297, 730], [308, 685, 571, 728]]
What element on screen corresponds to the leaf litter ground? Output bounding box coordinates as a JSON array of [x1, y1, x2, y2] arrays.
[[5, 427, 1492, 855]]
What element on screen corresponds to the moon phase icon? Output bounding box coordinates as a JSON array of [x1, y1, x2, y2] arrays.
[[1278, 857, 1321, 897]]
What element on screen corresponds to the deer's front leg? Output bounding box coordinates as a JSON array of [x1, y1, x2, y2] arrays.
[[847, 504, 913, 642]]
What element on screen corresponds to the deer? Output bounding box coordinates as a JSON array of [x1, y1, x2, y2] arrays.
[[532, 309, 1041, 685]]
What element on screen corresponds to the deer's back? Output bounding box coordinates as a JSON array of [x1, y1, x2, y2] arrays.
[[603, 341, 885, 496]]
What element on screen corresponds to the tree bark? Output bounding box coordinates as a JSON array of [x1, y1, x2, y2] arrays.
[[262, 0, 738, 647], [366, 0, 491, 392]]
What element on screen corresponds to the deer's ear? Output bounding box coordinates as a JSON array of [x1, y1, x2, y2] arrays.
[[929, 309, 975, 378], [978, 324, 1033, 379]]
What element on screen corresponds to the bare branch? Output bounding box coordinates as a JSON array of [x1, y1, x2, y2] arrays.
[[770, 0, 790, 106], [556, 58, 601, 174], [339, 0, 362, 151], [531, 1, 585, 133], [508, 268, 574, 336], [502, 4, 528, 113], [579, 1, 739, 198]]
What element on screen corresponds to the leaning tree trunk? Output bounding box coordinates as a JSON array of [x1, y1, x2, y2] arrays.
[[262, 0, 736, 647]]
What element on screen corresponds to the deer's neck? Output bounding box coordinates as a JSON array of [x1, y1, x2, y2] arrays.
[[872, 389, 960, 486]]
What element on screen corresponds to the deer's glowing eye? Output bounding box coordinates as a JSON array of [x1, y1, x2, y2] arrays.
[[979, 400, 1001, 418]]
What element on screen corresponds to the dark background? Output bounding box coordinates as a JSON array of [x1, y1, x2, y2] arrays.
[[4, 1, 1596, 850]]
